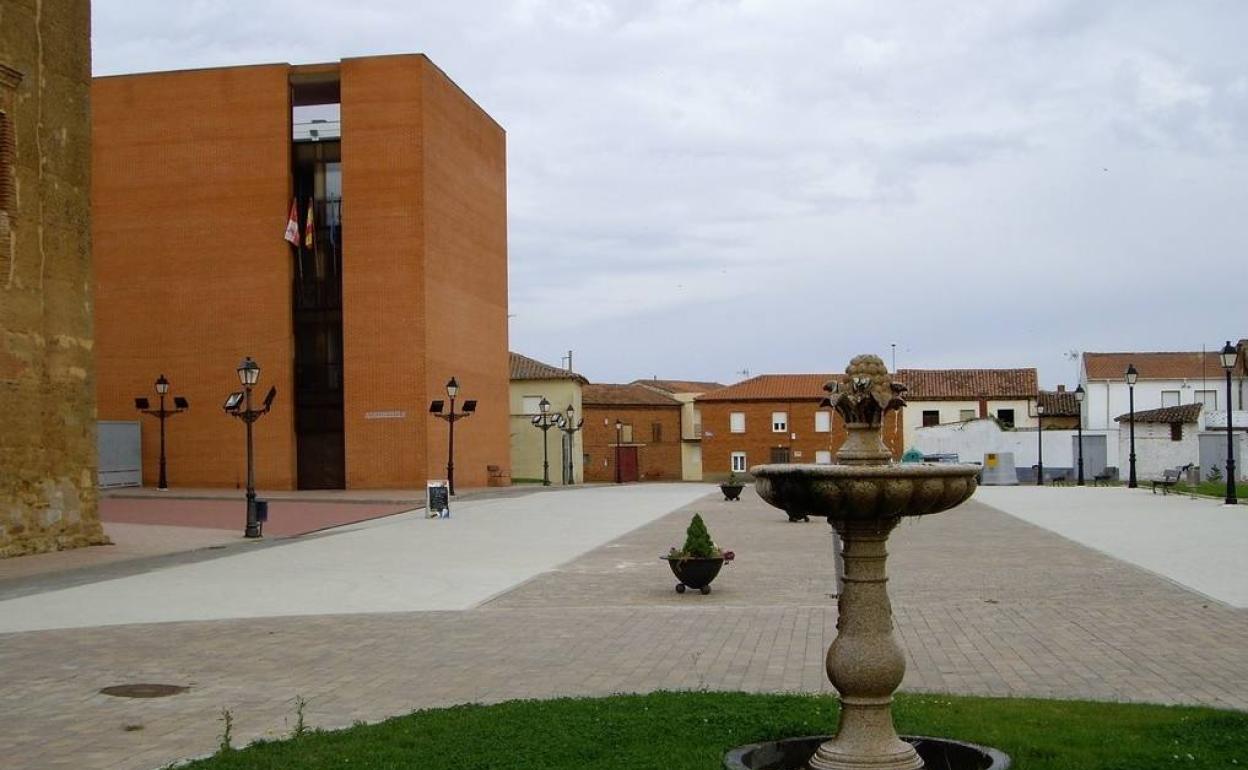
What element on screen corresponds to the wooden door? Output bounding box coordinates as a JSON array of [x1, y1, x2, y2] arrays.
[[619, 446, 639, 482]]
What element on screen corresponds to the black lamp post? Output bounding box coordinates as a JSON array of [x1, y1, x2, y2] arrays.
[[1126, 363, 1139, 489], [430, 377, 476, 495], [556, 404, 584, 485], [530, 397, 562, 487], [614, 419, 624, 484], [1036, 404, 1045, 485], [1074, 384, 1086, 486], [135, 374, 188, 490], [224, 357, 276, 538], [1220, 341, 1238, 505]]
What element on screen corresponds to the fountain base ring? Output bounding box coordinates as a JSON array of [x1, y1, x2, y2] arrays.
[[724, 735, 1010, 770]]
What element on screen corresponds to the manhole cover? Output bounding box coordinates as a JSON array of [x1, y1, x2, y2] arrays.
[[99, 684, 189, 699]]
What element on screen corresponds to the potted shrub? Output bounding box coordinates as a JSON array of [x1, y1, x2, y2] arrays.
[[720, 471, 745, 501], [663, 513, 734, 594]]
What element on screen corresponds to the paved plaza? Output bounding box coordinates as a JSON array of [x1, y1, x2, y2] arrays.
[[1, 483, 1246, 769]]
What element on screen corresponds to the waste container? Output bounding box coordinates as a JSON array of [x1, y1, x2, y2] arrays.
[[255, 498, 269, 523]]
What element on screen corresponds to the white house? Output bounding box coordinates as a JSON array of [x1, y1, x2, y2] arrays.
[[898, 368, 1038, 450]]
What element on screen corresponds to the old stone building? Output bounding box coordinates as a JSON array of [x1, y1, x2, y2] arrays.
[[0, 0, 108, 556]]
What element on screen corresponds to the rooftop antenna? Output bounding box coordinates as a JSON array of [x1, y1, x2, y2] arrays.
[[737, 368, 750, 379], [891, 343, 896, 372]]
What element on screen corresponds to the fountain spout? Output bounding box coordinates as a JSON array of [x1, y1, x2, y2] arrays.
[[824, 354, 906, 466]]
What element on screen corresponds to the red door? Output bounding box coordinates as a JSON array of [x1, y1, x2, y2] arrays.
[[619, 446, 639, 482]]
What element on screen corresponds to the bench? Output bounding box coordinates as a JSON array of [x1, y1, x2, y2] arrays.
[[1049, 470, 1071, 486], [1151, 468, 1183, 495], [1092, 467, 1117, 486]]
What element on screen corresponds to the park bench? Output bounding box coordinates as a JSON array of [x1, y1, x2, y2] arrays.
[[1092, 467, 1117, 486], [1151, 468, 1183, 495], [1050, 470, 1071, 485]]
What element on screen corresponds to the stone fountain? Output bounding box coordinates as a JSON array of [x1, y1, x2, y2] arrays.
[[724, 355, 1009, 770]]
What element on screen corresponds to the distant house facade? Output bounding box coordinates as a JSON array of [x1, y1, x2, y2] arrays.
[[1037, 386, 1081, 430], [1114, 404, 1202, 482], [582, 384, 683, 483], [696, 374, 903, 482], [632, 379, 723, 481], [897, 368, 1039, 449], [509, 352, 587, 485]]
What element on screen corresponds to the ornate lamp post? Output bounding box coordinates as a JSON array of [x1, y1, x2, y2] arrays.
[[614, 418, 624, 484], [556, 403, 584, 485], [1036, 403, 1045, 485], [430, 377, 476, 495], [1220, 341, 1238, 505], [1074, 384, 1086, 486], [1126, 363, 1139, 488], [530, 397, 562, 486], [224, 357, 276, 538], [135, 374, 188, 490]]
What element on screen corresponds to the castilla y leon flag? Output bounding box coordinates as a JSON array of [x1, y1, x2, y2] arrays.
[[304, 200, 315, 250], [283, 200, 300, 245]]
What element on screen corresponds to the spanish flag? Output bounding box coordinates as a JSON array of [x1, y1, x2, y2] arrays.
[[304, 200, 316, 250]]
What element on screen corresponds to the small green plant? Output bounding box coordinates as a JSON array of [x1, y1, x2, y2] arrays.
[[667, 514, 734, 562], [725, 471, 741, 486], [218, 708, 234, 754], [1207, 464, 1223, 482], [292, 695, 308, 738]]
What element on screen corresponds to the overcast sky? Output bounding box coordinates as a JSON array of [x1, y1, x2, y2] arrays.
[[93, 1, 1248, 388]]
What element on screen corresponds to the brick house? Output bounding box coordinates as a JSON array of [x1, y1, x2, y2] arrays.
[[897, 368, 1039, 448], [697, 374, 904, 482], [632, 378, 723, 481], [582, 384, 683, 483]]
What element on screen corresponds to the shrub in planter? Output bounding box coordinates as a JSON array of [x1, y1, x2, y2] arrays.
[[663, 513, 734, 594], [720, 471, 745, 501]]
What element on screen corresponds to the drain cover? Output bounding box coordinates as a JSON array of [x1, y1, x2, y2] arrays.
[[99, 684, 189, 698]]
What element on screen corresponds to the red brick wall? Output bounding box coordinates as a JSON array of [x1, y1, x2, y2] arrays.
[[582, 405, 683, 482], [699, 400, 902, 481], [93, 65, 296, 489]]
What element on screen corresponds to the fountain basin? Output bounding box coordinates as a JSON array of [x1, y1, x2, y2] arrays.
[[751, 463, 979, 520], [724, 735, 1010, 770]]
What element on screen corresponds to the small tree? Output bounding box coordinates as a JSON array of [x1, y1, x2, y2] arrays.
[[1208, 464, 1223, 482], [681, 513, 716, 558]]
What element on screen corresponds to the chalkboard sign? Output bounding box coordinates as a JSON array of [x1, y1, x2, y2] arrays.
[[427, 480, 451, 519]]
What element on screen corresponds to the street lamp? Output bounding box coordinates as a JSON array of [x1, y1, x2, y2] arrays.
[[135, 374, 189, 490], [1220, 341, 1238, 505], [1126, 363, 1139, 489], [430, 377, 476, 495], [1036, 404, 1045, 486], [556, 404, 584, 485], [224, 356, 276, 538], [530, 397, 562, 487], [1074, 384, 1086, 486], [614, 419, 624, 484]]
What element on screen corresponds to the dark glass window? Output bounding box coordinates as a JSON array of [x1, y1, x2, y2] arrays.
[[652, 422, 662, 443], [998, 409, 1015, 428], [922, 410, 939, 427], [1170, 423, 1183, 441]]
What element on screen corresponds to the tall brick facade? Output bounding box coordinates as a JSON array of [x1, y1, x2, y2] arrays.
[[93, 55, 509, 491], [0, 0, 108, 557]]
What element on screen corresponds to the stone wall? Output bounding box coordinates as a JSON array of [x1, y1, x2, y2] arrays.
[[0, 0, 108, 557]]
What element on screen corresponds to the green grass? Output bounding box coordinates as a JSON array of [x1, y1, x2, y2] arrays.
[[183, 691, 1247, 769], [1173, 480, 1248, 499]]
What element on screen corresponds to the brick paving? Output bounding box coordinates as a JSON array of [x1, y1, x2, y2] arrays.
[[2, 487, 1246, 769]]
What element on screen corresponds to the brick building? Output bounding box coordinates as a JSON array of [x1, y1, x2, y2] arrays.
[[632, 378, 723, 481], [92, 55, 509, 491], [582, 384, 683, 483], [0, 0, 108, 557], [698, 374, 903, 482]]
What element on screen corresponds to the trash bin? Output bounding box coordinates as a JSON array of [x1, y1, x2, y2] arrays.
[[255, 499, 269, 523]]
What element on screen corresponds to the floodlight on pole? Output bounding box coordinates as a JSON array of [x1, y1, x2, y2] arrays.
[[136, 374, 188, 490]]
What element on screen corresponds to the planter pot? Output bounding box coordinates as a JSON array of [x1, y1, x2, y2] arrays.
[[720, 484, 744, 501], [664, 555, 725, 594]]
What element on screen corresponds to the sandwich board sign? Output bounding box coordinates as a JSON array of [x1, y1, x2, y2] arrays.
[[427, 480, 451, 519]]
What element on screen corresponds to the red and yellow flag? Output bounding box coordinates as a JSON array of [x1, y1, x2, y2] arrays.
[[304, 200, 316, 250]]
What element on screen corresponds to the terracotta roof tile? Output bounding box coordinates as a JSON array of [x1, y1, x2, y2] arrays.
[[1083, 351, 1226, 381], [696, 374, 833, 402], [1038, 389, 1080, 417], [632, 379, 724, 394], [509, 352, 588, 384], [1114, 403, 1202, 424], [583, 383, 681, 407], [895, 368, 1037, 400]]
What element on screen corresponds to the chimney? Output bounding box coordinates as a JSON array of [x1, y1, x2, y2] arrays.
[[1057, 384, 1066, 392]]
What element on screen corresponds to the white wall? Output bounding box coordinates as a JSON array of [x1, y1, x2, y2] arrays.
[[911, 418, 1087, 469], [1081, 378, 1230, 467], [902, 398, 1036, 448], [1117, 422, 1199, 481]]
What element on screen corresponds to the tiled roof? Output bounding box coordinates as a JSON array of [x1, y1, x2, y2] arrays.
[[895, 368, 1037, 400], [696, 374, 833, 402], [583, 383, 681, 407], [509, 352, 587, 384], [632, 379, 724, 394], [1083, 351, 1226, 381], [1038, 389, 1080, 417], [1114, 403, 1202, 424]]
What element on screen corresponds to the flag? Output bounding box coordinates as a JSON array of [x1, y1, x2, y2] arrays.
[[283, 200, 300, 245], [304, 200, 316, 250]]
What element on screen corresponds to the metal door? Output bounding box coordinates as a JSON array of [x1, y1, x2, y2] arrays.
[[98, 420, 142, 488]]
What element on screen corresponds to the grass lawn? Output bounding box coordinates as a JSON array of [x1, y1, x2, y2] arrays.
[[184, 691, 1246, 770], [1173, 480, 1248, 499]]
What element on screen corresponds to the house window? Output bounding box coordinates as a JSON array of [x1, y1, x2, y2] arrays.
[[651, 422, 662, 443], [959, 409, 976, 422], [522, 395, 543, 414], [814, 411, 831, 433], [1170, 423, 1183, 441], [922, 410, 939, 427], [770, 446, 791, 463], [815, 450, 832, 464], [997, 408, 1015, 428], [620, 423, 633, 443], [1161, 390, 1180, 408], [730, 412, 745, 433], [1195, 390, 1217, 410], [772, 412, 788, 432], [731, 452, 747, 473]]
